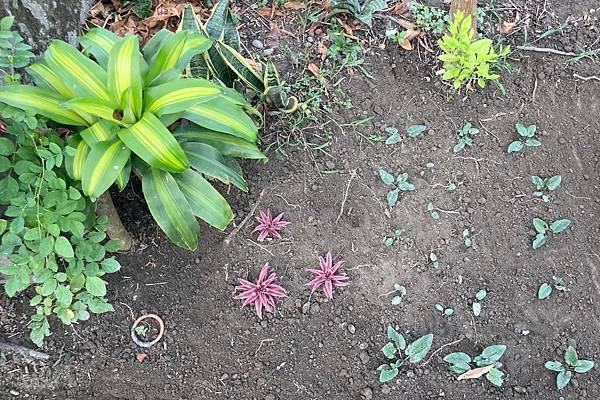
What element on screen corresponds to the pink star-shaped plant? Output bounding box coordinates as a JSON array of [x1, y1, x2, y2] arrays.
[[252, 209, 291, 241], [306, 252, 350, 299], [234, 263, 286, 319]]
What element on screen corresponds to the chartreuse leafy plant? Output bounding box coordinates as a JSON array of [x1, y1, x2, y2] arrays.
[[531, 174, 561, 202], [545, 346, 595, 390], [508, 124, 541, 153], [179, 1, 298, 113], [0, 27, 265, 251], [453, 122, 478, 153], [0, 116, 122, 347], [438, 11, 509, 90], [378, 325, 434, 383], [444, 345, 507, 386], [532, 218, 571, 249], [379, 169, 416, 206]]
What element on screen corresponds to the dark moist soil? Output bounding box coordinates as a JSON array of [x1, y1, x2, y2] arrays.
[[2, 1, 600, 399]]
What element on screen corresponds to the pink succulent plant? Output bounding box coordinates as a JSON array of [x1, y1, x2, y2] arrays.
[[234, 263, 286, 319], [306, 252, 350, 299], [252, 209, 290, 242]]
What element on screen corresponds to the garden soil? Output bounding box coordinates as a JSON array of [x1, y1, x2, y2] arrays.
[[1, 1, 600, 399]]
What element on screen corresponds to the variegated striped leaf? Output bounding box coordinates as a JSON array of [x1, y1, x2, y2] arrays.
[[205, 0, 240, 49], [174, 126, 266, 159], [45, 40, 111, 102], [182, 142, 247, 191], [141, 166, 199, 250], [118, 112, 189, 172], [107, 35, 143, 117], [78, 28, 120, 68], [62, 97, 122, 125], [116, 159, 132, 191], [65, 136, 89, 181], [144, 78, 222, 116], [0, 85, 88, 126], [26, 61, 76, 97], [82, 137, 131, 198], [215, 42, 264, 92], [80, 120, 118, 147], [173, 168, 233, 230]]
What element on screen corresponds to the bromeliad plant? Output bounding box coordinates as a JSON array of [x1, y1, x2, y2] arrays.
[[179, 2, 298, 113], [378, 325, 434, 382], [438, 11, 509, 90], [545, 346, 595, 390], [0, 27, 265, 251]]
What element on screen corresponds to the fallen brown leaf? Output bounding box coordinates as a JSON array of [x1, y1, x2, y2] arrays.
[[256, 7, 285, 17], [307, 63, 321, 78], [317, 42, 328, 61], [500, 21, 515, 34], [282, 1, 307, 10], [388, 0, 409, 14], [336, 17, 354, 36], [399, 29, 421, 51], [457, 364, 494, 381], [136, 353, 147, 363]]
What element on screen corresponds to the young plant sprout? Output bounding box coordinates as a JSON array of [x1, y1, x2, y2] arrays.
[[234, 263, 286, 319], [378, 325, 433, 382], [379, 169, 416, 206], [507, 124, 541, 153], [545, 346, 595, 390], [252, 209, 291, 242]]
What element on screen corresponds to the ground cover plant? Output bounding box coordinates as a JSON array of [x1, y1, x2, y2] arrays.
[[545, 346, 595, 390]]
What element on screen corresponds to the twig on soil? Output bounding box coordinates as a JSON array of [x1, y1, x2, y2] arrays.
[[274, 194, 301, 211], [470, 313, 478, 345], [516, 45, 577, 56], [118, 302, 135, 321], [224, 190, 265, 246], [254, 339, 274, 357], [245, 239, 274, 256], [434, 207, 460, 215], [421, 337, 464, 366], [574, 74, 600, 82], [565, 190, 592, 200], [336, 169, 357, 224], [478, 119, 500, 142], [0, 342, 50, 360]]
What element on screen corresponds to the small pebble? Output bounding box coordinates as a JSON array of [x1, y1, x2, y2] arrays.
[[348, 324, 356, 334], [325, 161, 335, 169], [360, 387, 373, 400], [262, 48, 274, 56]]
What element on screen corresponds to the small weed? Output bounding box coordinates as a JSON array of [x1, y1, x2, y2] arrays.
[[390, 284, 407, 305], [453, 123, 479, 153], [135, 324, 149, 337], [123, 0, 155, 19], [384, 229, 402, 247], [379, 169, 416, 206], [444, 345, 507, 386], [507, 124, 541, 153], [568, 44, 599, 63], [532, 218, 571, 249], [472, 289, 487, 316], [429, 252, 439, 268], [435, 303, 454, 317], [378, 325, 434, 382], [537, 276, 568, 299], [531, 175, 561, 202], [407, 124, 427, 139], [426, 202, 440, 220], [463, 228, 473, 247], [409, 2, 449, 34], [384, 127, 402, 145], [545, 346, 595, 390], [446, 181, 460, 192]]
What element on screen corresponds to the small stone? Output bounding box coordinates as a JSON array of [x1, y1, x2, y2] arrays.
[[360, 387, 373, 400], [310, 303, 320, 315], [262, 48, 274, 56], [406, 370, 415, 378], [257, 377, 266, 386], [359, 351, 370, 364], [325, 161, 335, 169], [220, 373, 229, 380], [252, 39, 264, 49], [558, 137, 567, 144], [348, 324, 356, 334], [513, 386, 526, 394], [477, 197, 487, 204], [427, 129, 435, 136], [195, 257, 200, 264], [381, 385, 391, 395]]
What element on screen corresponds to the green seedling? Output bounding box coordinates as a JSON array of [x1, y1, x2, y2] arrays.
[[419, 162, 435, 177], [545, 346, 595, 390], [453, 123, 479, 153], [378, 325, 434, 382], [429, 252, 439, 268], [407, 124, 427, 139], [507, 124, 541, 153], [409, 2, 449, 34], [444, 344, 507, 387], [472, 289, 487, 316], [384, 127, 402, 145], [532, 218, 571, 249], [135, 324, 149, 337], [531, 175, 561, 202], [384, 229, 403, 247], [463, 228, 472, 247], [446, 181, 460, 192], [537, 276, 568, 300], [390, 284, 407, 305], [435, 303, 454, 317], [379, 169, 416, 206], [426, 202, 440, 220]]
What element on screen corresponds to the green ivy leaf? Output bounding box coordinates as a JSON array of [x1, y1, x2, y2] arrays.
[[546, 175, 561, 191], [564, 346, 578, 366], [54, 284, 73, 307], [485, 367, 504, 387], [387, 189, 399, 206], [381, 342, 397, 359], [533, 218, 548, 234], [550, 219, 571, 234], [387, 325, 406, 350], [379, 169, 395, 185], [525, 139, 541, 147], [574, 359, 594, 373], [533, 233, 547, 249], [475, 289, 487, 301], [0, 137, 15, 156], [378, 364, 399, 383], [507, 141, 523, 153], [406, 124, 427, 138], [544, 361, 565, 372], [39, 278, 57, 296], [100, 258, 121, 273]]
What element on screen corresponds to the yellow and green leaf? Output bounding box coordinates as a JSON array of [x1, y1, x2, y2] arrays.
[[65, 137, 89, 181], [107, 35, 143, 117], [215, 42, 264, 92], [82, 137, 131, 198], [62, 97, 121, 125], [118, 112, 189, 172], [174, 126, 265, 159], [116, 159, 132, 191], [26, 61, 76, 98], [0, 85, 88, 126], [140, 166, 199, 250], [182, 142, 247, 190], [144, 78, 222, 116], [78, 28, 120, 68], [173, 168, 233, 230], [80, 120, 118, 147]]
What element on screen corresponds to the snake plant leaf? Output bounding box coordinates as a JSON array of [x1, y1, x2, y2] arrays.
[[183, 96, 258, 142], [45, 40, 111, 102], [116, 159, 132, 191], [80, 120, 118, 147], [0, 85, 88, 126], [357, 0, 387, 27], [263, 60, 281, 90], [118, 112, 189, 172], [140, 166, 199, 250], [62, 97, 123, 125], [107, 35, 143, 118], [144, 78, 222, 116], [205, 45, 236, 86], [174, 126, 266, 159], [82, 137, 131, 198], [26, 61, 76, 97], [178, 4, 211, 79], [205, 0, 240, 49], [215, 42, 264, 92], [182, 142, 248, 191], [64, 136, 89, 181], [78, 28, 120, 68], [173, 168, 234, 230]]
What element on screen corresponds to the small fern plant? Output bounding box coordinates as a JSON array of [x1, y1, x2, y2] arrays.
[[437, 11, 509, 90]]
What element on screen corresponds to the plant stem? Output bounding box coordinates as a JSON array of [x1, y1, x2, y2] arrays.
[[96, 192, 132, 252]]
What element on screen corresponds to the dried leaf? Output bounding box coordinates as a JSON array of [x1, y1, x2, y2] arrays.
[[399, 29, 420, 51], [317, 42, 328, 61], [500, 21, 515, 33], [457, 364, 494, 381], [256, 7, 285, 17], [307, 63, 321, 78], [389, 0, 409, 14], [282, 1, 307, 10], [336, 17, 354, 36], [136, 353, 147, 363], [397, 19, 417, 30]]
